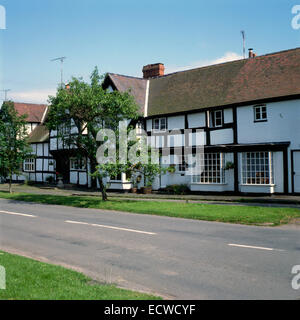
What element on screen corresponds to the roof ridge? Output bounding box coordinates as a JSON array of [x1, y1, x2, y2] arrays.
[[13, 102, 48, 106], [108, 47, 300, 81], [160, 47, 300, 78], [108, 73, 145, 80]]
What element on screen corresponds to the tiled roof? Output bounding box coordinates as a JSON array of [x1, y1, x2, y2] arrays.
[[107, 74, 147, 115], [106, 47, 300, 117], [14, 103, 48, 123], [148, 47, 300, 116], [27, 125, 49, 143]]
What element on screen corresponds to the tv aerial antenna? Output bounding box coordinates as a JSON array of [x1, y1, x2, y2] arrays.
[[1, 89, 11, 101], [241, 31, 246, 59], [51, 56, 67, 87]]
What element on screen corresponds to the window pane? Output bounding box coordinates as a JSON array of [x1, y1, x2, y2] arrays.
[[255, 108, 261, 120], [160, 118, 166, 130]]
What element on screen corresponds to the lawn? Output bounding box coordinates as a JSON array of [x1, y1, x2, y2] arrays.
[[0, 251, 160, 300], [0, 191, 299, 226]]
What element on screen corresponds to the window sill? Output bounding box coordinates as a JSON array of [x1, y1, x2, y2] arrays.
[[240, 184, 275, 187], [254, 120, 268, 123], [191, 183, 227, 186], [153, 130, 167, 133]]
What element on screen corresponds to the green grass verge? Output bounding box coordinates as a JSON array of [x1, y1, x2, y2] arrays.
[[0, 191, 299, 226], [0, 251, 160, 300]]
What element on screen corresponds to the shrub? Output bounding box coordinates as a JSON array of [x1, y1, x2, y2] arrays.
[[165, 184, 189, 195], [24, 179, 35, 186], [45, 176, 55, 184]]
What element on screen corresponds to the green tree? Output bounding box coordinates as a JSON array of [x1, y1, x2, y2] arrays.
[[47, 67, 140, 201], [0, 101, 32, 193]]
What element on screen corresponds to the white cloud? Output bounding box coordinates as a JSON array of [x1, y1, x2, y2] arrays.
[[8, 89, 56, 104], [165, 52, 244, 74]]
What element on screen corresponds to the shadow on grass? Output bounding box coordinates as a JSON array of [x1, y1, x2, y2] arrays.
[[4, 193, 104, 208], [1, 191, 300, 226]]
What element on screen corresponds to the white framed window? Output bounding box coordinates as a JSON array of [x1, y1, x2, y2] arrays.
[[254, 105, 267, 122], [192, 153, 225, 184], [24, 158, 35, 172], [153, 118, 167, 132], [177, 155, 188, 172], [241, 152, 273, 185], [136, 121, 143, 129], [70, 158, 86, 171], [211, 110, 223, 128]]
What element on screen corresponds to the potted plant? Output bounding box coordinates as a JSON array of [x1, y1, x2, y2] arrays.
[[167, 164, 176, 174], [141, 164, 164, 194], [130, 175, 141, 193], [224, 161, 235, 170], [56, 172, 64, 188], [142, 181, 153, 194]]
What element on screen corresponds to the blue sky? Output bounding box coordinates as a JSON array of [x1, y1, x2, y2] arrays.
[[0, 0, 299, 103]]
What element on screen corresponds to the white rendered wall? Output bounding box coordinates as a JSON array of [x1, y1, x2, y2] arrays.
[[237, 99, 300, 192], [224, 108, 233, 123], [168, 115, 185, 130], [237, 100, 300, 148], [210, 129, 234, 145], [188, 112, 206, 128]]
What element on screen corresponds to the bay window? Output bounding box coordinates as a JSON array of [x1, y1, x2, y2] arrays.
[[241, 152, 273, 185]]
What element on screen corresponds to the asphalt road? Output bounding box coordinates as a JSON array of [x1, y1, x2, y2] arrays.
[[0, 198, 299, 300]]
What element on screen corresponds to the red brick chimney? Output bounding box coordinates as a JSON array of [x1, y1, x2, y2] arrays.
[[142, 63, 165, 79]]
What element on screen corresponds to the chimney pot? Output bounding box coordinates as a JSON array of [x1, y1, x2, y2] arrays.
[[248, 48, 256, 58]]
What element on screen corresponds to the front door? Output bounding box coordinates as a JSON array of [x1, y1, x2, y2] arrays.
[[292, 151, 300, 193], [55, 154, 70, 184]]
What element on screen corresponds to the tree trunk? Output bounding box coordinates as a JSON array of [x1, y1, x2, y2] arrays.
[[90, 160, 97, 189], [90, 158, 107, 201], [97, 176, 108, 201], [9, 174, 12, 194]]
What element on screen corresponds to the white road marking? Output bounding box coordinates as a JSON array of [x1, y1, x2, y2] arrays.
[[0, 210, 37, 218], [65, 220, 157, 235], [228, 243, 284, 251]]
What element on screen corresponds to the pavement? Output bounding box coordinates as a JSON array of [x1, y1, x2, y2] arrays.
[[1, 183, 300, 208], [0, 198, 299, 299]]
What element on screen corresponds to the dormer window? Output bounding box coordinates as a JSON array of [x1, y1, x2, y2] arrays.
[[211, 110, 223, 128], [254, 105, 267, 122], [153, 118, 167, 132]]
